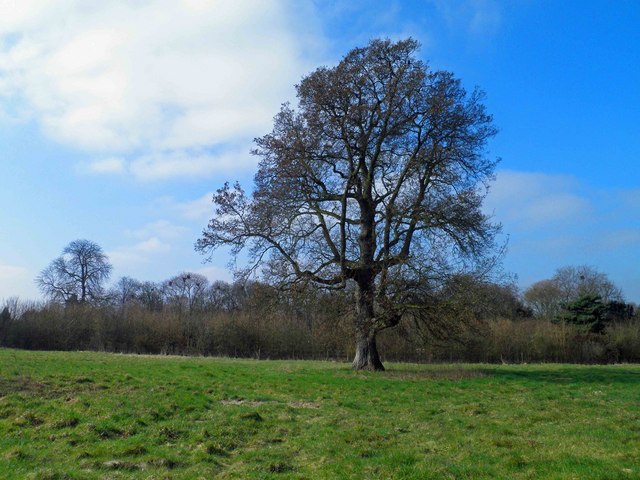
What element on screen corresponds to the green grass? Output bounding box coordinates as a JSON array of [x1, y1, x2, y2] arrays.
[[0, 349, 639, 479]]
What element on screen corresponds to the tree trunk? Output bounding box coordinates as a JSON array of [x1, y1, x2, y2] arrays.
[[352, 328, 384, 371], [352, 277, 385, 371]]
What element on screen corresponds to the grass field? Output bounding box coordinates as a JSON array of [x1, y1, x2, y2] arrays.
[[0, 349, 639, 479]]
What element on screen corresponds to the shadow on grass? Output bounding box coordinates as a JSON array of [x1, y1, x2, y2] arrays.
[[368, 364, 640, 384], [338, 365, 493, 382], [491, 365, 640, 385], [379, 368, 491, 381]]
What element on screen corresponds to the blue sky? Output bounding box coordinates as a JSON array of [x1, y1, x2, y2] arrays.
[[1, 0, 639, 302]]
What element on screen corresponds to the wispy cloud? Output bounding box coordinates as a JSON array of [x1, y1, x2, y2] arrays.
[[431, 0, 502, 38], [128, 147, 256, 182], [82, 157, 126, 175], [81, 146, 256, 182], [108, 237, 171, 268], [485, 170, 592, 229], [619, 189, 640, 210], [124, 220, 189, 241], [108, 219, 192, 269], [167, 192, 215, 222], [196, 265, 233, 283], [467, 0, 501, 36], [0, 263, 31, 299], [595, 229, 640, 251], [486, 170, 640, 300]]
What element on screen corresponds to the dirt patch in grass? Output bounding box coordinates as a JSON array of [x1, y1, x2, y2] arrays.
[[91, 423, 129, 439], [149, 457, 182, 469], [288, 401, 320, 409], [0, 374, 111, 401], [13, 412, 45, 427], [158, 426, 183, 440], [221, 399, 271, 407], [53, 417, 80, 429], [4, 448, 31, 461], [100, 460, 141, 471], [0, 375, 51, 397], [269, 461, 295, 473], [221, 398, 320, 409]]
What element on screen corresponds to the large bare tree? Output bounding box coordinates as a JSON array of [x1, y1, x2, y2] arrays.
[[36, 239, 112, 303], [196, 39, 500, 370]]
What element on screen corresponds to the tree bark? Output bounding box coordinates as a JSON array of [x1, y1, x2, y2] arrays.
[[352, 278, 385, 371], [352, 328, 384, 371]]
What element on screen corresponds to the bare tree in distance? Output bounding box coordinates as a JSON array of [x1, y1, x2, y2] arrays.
[[196, 38, 501, 370], [205, 280, 247, 312], [109, 276, 142, 309], [553, 265, 623, 303], [163, 272, 209, 313], [523, 279, 563, 319], [139, 281, 163, 312], [524, 265, 624, 320], [36, 239, 112, 303]]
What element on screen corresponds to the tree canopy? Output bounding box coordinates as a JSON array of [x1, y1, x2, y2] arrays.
[[197, 38, 500, 370]]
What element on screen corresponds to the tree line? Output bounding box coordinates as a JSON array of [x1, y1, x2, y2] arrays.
[[0, 239, 638, 363]]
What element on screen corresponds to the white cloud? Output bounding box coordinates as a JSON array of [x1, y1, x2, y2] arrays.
[[485, 170, 592, 229], [0, 264, 29, 281], [0, 263, 34, 299], [0, 0, 319, 177], [467, 0, 501, 36], [432, 0, 501, 38], [110, 219, 192, 268], [129, 146, 256, 182], [79, 146, 257, 181], [620, 190, 640, 209], [83, 157, 125, 174], [522, 193, 590, 225], [177, 193, 216, 221], [196, 265, 233, 283], [125, 220, 188, 241], [591, 229, 640, 252], [108, 237, 171, 268], [484, 171, 640, 302]]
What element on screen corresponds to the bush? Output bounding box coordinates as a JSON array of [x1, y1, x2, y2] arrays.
[[605, 322, 640, 362], [1, 295, 638, 364]]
